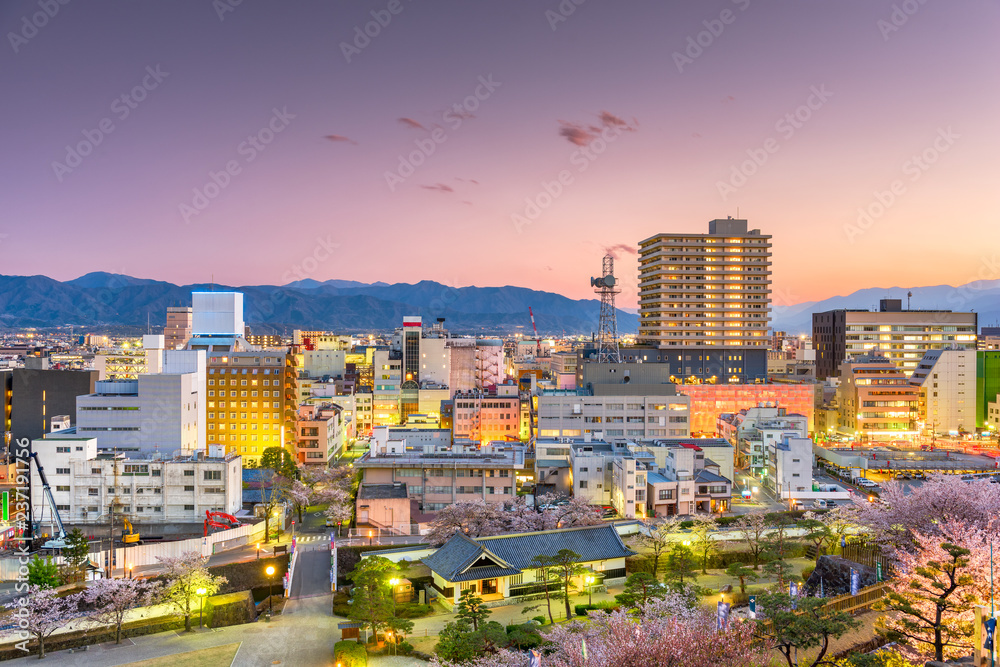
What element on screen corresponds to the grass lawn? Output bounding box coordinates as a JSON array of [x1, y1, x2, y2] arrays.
[[121, 642, 241, 667], [691, 557, 816, 600]]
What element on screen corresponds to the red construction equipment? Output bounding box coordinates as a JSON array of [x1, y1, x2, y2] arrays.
[[204, 510, 243, 536], [528, 307, 541, 357]]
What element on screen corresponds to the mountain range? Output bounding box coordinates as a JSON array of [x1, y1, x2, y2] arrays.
[[2, 273, 998, 335], [0, 273, 637, 334]]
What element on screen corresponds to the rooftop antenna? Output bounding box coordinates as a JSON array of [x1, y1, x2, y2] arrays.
[[591, 254, 622, 363], [907, 291, 912, 310]]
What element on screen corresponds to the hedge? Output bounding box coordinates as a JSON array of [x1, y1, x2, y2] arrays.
[[204, 590, 256, 627], [335, 639, 368, 667], [575, 601, 620, 616]]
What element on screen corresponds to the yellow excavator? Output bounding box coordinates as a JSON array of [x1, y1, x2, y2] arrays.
[[122, 518, 140, 544]]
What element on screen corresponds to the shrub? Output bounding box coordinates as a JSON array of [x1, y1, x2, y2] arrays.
[[575, 604, 590, 616], [801, 566, 815, 581], [332, 589, 351, 617], [625, 555, 653, 574], [727, 592, 750, 607], [678, 520, 695, 529], [532, 615, 547, 625], [397, 641, 414, 656], [394, 603, 433, 619], [334, 640, 367, 667], [715, 516, 740, 528]]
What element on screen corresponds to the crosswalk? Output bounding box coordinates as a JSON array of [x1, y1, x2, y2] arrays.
[[294, 534, 331, 543]]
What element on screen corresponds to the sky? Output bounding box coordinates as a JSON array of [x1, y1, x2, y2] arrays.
[[2, 0, 999, 310]]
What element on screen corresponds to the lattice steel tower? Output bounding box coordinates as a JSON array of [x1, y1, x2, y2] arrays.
[[591, 254, 622, 363]]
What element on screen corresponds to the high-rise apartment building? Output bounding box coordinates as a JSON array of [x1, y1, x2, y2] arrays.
[[812, 299, 977, 379], [164, 307, 193, 350], [638, 218, 772, 349]]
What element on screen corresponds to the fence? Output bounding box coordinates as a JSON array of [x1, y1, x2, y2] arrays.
[[0, 520, 267, 581], [842, 541, 892, 577], [819, 582, 889, 615]]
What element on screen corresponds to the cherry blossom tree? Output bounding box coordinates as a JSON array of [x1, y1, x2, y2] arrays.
[[3, 585, 84, 659], [157, 552, 227, 632], [630, 516, 680, 578], [734, 511, 769, 570], [536, 494, 604, 530], [85, 577, 161, 644], [875, 519, 1000, 661], [849, 475, 1000, 551], [427, 495, 604, 546], [430, 596, 770, 667]]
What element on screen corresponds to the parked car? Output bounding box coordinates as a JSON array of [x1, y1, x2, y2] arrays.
[[894, 472, 911, 480], [856, 478, 878, 488], [912, 472, 926, 480], [812, 499, 835, 509]]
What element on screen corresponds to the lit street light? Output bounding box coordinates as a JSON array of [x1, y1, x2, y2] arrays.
[[266, 565, 276, 618], [585, 575, 594, 606], [196, 587, 207, 628], [256, 543, 261, 560]]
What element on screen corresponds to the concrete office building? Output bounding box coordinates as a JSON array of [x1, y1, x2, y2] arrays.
[[977, 351, 1000, 431], [764, 435, 814, 501], [718, 405, 808, 474], [537, 391, 690, 440], [836, 354, 920, 440], [164, 306, 193, 350], [30, 431, 241, 527], [638, 218, 771, 350], [295, 403, 346, 466], [76, 342, 206, 457], [812, 299, 977, 379], [909, 348, 975, 436], [453, 384, 523, 444]]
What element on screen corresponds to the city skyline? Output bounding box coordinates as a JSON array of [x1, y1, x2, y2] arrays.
[[2, 0, 998, 309]]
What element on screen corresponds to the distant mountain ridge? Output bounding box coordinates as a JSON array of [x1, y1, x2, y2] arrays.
[[3, 273, 998, 336], [0, 272, 637, 334], [771, 280, 1000, 333]]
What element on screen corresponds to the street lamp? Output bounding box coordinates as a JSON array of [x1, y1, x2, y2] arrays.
[[368, 529, 373, 546], [266, 565, 276, 618], [196, 587, 207, 629], [256, 543, 261, 560], [387, 631, 394, 655], [585, 575, 594, 606]]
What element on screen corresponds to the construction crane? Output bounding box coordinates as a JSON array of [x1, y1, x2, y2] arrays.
[[528, 307, 541, 358], [122, 517, 140, 544], [29, 452, 68, 549]]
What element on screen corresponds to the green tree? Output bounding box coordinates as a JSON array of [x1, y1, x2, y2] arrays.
[[387, 616, 414, 644], [62, 529, 90, 580], [836, 651, 921, 667], [543, 549, 585, 620], [347, 555, 397, 642], [615, 572, 667, 609], [874, 542, 976, 662], [689, 518, 718, 574], [531, 554, 565, 625], [455, 589, 491, 631], [762, 558, 798, 591], [765, 514, 793, 561], [436, 620, 477, 662], [663, 543, 698, 587], [725, 562, 759, 594], [260, 446, 297, 478], [754, 591, 862, 667], [799, 515, 832, 561], [26, 556, 61, 589], [505, 622, 543, 650]]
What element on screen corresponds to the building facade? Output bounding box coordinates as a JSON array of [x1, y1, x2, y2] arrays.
[[836, 354, 920, 440], [812, 300, 977, 379], [909, 348, 975, 436], [537, 391, 691, 440], [638, 218, 771, 350]]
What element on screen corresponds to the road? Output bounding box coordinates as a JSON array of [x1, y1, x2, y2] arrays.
[[9, 538, 342, 666]]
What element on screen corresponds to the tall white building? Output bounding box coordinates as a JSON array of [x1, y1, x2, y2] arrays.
[[638, 218, 772, 348], [765, 435, 813, 500], [30, 431, 241, 527], [77, 337, 206, 457], [909, 348, 976, 436]]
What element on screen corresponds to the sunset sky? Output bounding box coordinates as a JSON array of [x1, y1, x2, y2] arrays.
[[2, 0, 998, 309]]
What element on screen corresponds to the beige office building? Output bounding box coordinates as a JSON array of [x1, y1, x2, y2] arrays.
[[638, 218, 771, 348]]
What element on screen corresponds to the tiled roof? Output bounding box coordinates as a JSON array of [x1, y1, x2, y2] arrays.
[[695, 469, 730, 484], [424, 525, 636, 583]]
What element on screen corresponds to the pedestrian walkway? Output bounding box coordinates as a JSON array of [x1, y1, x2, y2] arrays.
[[294, 534, 330, 544]]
